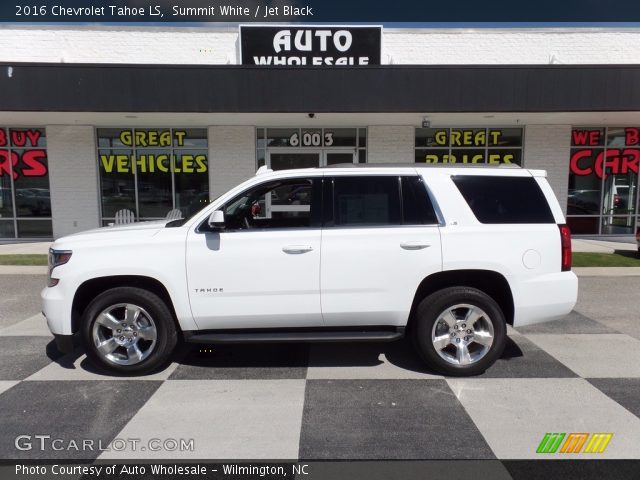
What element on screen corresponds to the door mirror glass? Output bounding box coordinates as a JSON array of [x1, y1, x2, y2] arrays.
[[207, 210, 225, 228]]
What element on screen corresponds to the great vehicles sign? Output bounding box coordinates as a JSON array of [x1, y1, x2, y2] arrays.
[[240, 25, 382, 66]]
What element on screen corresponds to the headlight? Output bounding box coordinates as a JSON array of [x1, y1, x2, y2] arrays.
[[47, 248, 72, 287]]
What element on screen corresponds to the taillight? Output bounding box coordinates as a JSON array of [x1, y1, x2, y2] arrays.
[[559, 224, 572, 272]]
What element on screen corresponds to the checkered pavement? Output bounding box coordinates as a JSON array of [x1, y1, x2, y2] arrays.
[[1, 297, 640, 461]]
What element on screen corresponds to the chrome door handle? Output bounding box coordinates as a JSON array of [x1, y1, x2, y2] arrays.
[[400, 242, 431, 250], [282, 245, 314, 254]]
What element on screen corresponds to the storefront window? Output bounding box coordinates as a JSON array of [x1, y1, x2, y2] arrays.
[[97, 128, 209, 223], [0, 127, 52, 238], [415, 127, 524, 165], [567, 127, 639, 235]]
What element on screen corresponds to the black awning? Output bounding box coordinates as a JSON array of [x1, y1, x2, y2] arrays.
[[1, 63, 639, 113]]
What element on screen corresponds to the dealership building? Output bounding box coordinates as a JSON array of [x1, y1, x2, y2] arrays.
[[0, 25, 639, 240]]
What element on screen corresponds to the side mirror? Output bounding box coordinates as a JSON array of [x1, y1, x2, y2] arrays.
[[207, 210, 225, 229]]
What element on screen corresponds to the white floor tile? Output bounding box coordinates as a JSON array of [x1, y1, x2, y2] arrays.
[[99, 379, 306, 459], [447, 378, 640, 459]]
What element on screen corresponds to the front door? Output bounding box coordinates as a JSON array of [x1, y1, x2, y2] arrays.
[[186, 175, 323, 330], [324, 150, 356, 166], [267, 149, 357, 171]]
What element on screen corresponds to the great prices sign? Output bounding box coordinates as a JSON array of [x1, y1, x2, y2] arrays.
[[570, 128, 640, 179], [0, 128, 48, 179]]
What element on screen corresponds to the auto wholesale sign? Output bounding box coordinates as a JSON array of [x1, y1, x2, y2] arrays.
[[240, 25, 382, 66]]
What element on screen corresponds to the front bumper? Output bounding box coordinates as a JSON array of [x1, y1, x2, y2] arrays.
[[41, 285, 72, 336]]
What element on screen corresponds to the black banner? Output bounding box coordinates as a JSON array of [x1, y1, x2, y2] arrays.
[[3, 0, 640, 22], [1, 460, 639, 480], [240, 26, 382, 67]]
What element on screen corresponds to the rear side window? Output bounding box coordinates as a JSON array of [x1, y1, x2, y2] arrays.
[[332, 176, 401, 226], [452, 175, 554, 224], [402, 176, 438, 225]]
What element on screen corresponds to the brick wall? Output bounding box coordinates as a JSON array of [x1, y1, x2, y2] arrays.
[[367, 126, 414, 164], [524, 125, 571, 214], [208, 126, 256, 199], [46, 126, 100, 238], [0, 27, 237, 64], [1, 27, 639, 65]]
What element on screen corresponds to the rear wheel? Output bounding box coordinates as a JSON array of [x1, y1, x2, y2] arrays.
[[82, 287, 177, 375], [413, 286, 506, 376]]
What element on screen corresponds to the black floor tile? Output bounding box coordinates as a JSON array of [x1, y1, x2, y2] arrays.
[[478, 335, 578, 378], [587, 378, 640, 418], [299, 379, 495, 460], [0, 381, 162, 459], [0, 336, 62, 380], [515, 311, 616, 335]]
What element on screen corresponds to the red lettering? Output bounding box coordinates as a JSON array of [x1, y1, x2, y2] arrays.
[[0, 129, 6, 147], [572, 129, 601, 146], [604, 150, 621, 177], [625, 128, 640, 146], [620, 149, 640, 175], [10, 130, 27, 147], [20, 150, 47, 177], [594, 151, 605, 179], [25, 129, 41, 147], [570, 149, 594, 176], [0, 149, 19, 180]]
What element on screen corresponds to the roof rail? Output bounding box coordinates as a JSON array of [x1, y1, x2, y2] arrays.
[[319, 162, 522, 169]]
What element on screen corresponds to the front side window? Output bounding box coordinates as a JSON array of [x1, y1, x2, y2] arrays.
[[221, 178, 318, 230]]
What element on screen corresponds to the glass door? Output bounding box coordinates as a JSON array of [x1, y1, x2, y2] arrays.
[[268, 150, 321, 171], [324, 150, 356, 166]]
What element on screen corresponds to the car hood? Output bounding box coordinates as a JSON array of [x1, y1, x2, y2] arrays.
[[52, 220, 172, 248]]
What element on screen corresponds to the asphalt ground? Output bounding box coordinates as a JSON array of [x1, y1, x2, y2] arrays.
[[0, 274, 638, 465]]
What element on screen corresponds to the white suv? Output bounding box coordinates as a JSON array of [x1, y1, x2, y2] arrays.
[[42, 165, 578, 376]]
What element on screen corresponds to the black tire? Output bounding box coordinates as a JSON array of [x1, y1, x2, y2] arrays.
[[413, 286, 506, 376], [81, 287, 177, 375]]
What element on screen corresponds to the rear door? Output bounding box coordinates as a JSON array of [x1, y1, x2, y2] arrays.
[[320, 174, 442, 327]]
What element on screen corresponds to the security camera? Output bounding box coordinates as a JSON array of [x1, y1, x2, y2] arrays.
[[308, 113, 315, 119], [422, 120, 431, 128]]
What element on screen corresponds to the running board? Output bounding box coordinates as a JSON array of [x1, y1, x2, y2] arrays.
[[183, 329, 404, 344]]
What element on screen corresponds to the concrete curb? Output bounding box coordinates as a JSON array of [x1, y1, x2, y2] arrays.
[[0, 265, 48, 275], [573, 267, 640, 277]]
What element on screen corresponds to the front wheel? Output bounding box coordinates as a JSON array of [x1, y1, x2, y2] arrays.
[[81, 287, 177, 375], [413, 287, 506, 376]]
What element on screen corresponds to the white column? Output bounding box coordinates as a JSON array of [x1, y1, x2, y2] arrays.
[[524, 125, 571, 215], [367, 126, 415, 163], [208, 126, 256, 199], [46, 125, 100, 239]]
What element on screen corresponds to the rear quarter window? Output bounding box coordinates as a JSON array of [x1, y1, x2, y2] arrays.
[[451, 175, 555, 224]]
